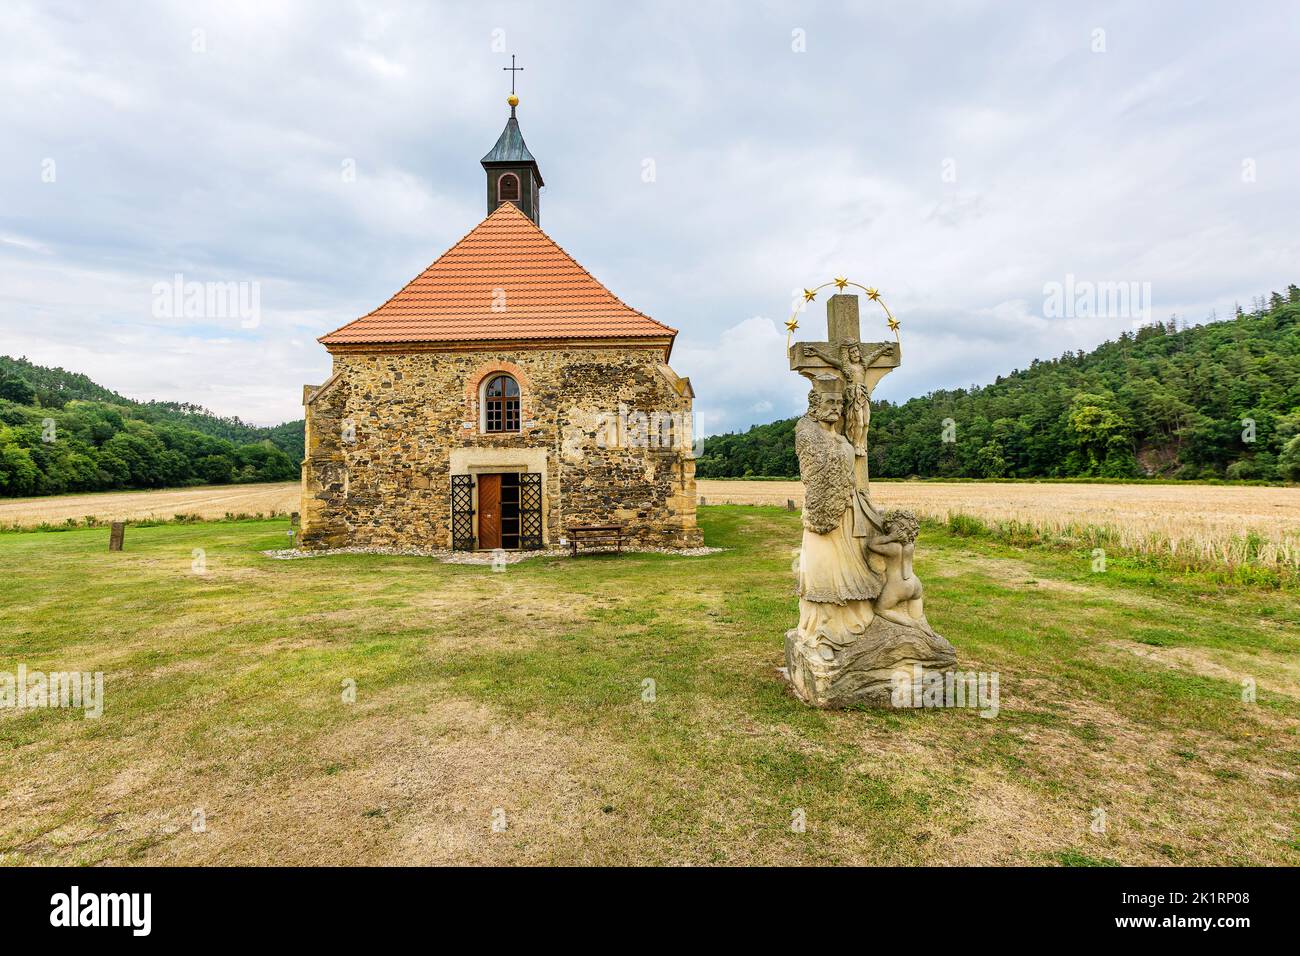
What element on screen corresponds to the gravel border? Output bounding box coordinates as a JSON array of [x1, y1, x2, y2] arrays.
[[262, 544, 724, 563]]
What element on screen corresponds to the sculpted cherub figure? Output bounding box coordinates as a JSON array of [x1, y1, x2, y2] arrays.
[[801, 341, 894, 458], [865, 509, 935, 635]]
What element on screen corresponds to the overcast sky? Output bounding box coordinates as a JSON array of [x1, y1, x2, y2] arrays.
[[2, 1, 1297, 433]]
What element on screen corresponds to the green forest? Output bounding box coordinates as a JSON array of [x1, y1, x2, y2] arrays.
[[0, 356, 305, 497], [697, 288, 1300, 482]]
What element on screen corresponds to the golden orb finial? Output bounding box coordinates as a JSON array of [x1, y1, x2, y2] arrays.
[[507, 93, 519, 108]]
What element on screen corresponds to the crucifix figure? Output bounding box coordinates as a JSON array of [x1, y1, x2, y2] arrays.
[[503, 54, 524, 95], [801, 340, 894, 460], [789, 294, 899, 490]]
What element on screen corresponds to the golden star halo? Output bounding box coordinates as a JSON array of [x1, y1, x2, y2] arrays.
[[784, 277, 901, 349]]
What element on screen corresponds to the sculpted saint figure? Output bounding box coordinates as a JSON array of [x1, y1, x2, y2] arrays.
[[801, 341, 894, 459], [794, 384, 882, 657], [865, 509, 936, 636]]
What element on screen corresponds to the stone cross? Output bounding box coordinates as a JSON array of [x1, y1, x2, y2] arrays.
[[788, 294, 899, 486], [788, 294, 899, 389]]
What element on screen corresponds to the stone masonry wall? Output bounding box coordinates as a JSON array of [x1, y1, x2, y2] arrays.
[[300, 346, 701, 550]]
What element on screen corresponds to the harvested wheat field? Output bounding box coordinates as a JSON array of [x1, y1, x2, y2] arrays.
[[698, 480, 1300, 576], [0, 482, 300, 528]]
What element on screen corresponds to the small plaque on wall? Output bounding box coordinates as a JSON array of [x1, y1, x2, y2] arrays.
[[461, 422, 473, 430]]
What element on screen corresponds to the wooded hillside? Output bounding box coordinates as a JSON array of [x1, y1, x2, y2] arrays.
[[0, 357, 305, 497], [697, 288, 1300, 482]]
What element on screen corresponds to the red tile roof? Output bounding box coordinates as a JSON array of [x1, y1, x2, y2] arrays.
[[319, 202, 675, 348]]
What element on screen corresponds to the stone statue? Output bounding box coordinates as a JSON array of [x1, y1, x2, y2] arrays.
[[784, 293, 956, 708]]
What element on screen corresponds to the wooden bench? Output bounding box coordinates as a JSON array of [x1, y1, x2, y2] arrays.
[[566, 524, 626, 556]]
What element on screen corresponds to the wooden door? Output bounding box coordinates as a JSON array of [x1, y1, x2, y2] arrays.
[[477, 474, 502, 549]]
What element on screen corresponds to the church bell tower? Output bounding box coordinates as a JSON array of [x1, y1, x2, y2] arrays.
[[481, 56, 543, 224]]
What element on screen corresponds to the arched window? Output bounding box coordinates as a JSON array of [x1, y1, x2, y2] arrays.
[[483, 374, 520, 433], [497, 173, 520, 202]]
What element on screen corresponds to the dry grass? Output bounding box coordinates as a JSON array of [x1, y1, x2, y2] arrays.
[[1, 508, 1296, 866], [699, 479, 1300, 576]]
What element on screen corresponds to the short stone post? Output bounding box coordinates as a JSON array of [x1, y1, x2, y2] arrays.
[[108, 521, 125, 551]]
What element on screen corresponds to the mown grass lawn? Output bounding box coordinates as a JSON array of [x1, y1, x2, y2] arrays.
[[0, 506, 1296, 865]]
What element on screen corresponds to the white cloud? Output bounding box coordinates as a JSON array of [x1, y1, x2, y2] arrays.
[[675, 316, 805, 437], [0, 0, 1297, 431]]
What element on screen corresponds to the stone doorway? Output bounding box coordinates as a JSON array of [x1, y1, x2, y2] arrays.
[[450, 463, 544, 552], [476, 473, 523, 550]]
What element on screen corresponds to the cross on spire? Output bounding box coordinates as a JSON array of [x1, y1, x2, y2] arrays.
[[503, 54, 523, 95]]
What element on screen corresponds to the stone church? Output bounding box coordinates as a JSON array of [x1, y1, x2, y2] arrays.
[[300, 96, 701, 551]]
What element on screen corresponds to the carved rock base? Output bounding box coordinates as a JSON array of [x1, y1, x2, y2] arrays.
[[784, 617, 957, 709]]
